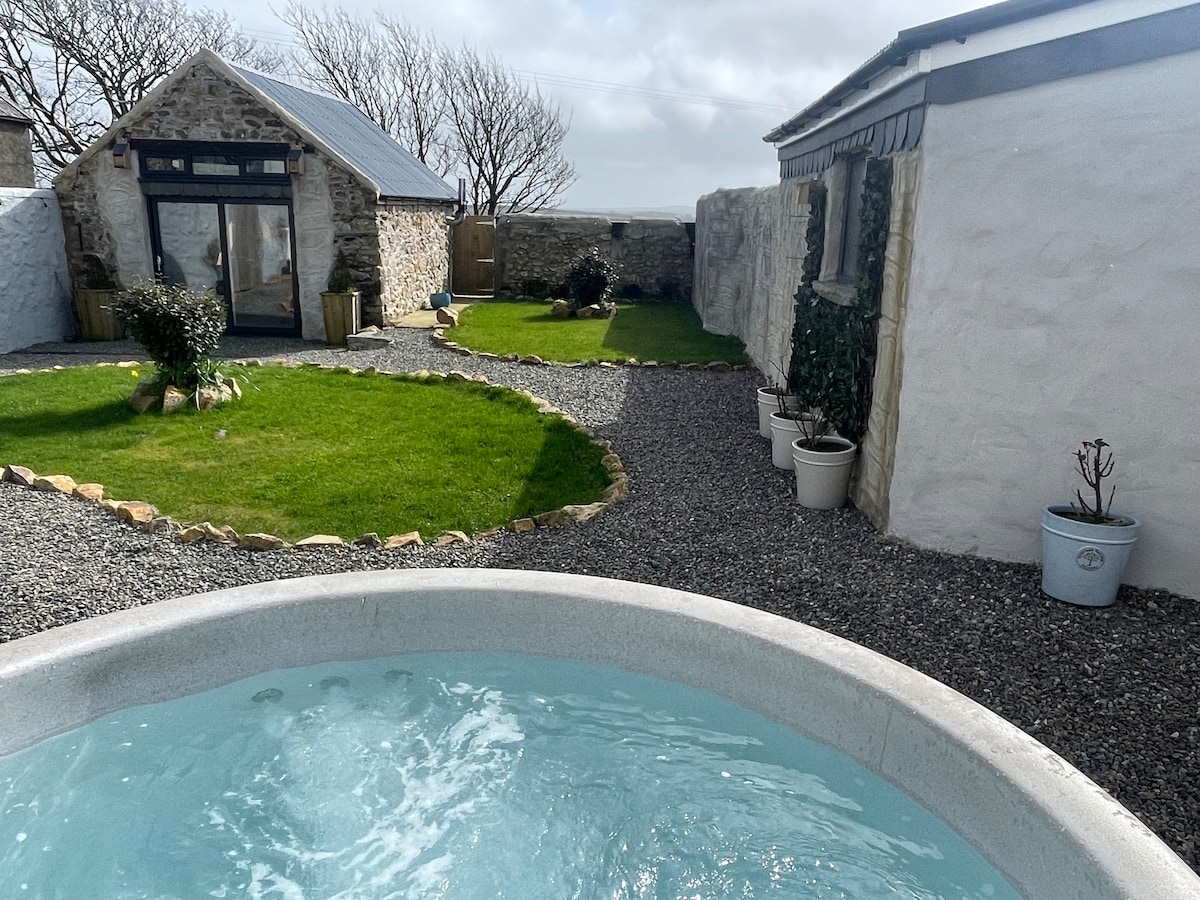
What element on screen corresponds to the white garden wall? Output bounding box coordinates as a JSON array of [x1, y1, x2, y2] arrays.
[[0, 188, 73, 354], [888, 49, 1200, 598]]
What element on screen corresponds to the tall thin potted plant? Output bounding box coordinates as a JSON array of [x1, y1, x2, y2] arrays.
[[1041, 439, 1142, 607]]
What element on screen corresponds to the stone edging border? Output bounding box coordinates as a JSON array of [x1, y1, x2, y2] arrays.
[[1, 361, 628, 552], [430, 328, 750, 372]]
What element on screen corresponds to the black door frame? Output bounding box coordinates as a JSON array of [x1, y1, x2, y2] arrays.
[[147, 195, 301, 337]]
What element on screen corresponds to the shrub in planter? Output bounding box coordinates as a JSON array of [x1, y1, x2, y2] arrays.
[[326, 250, 358, 294], [72, 254, 125, 341], [565, 248, 619, 312], [114, 281, 226, 392], [321, 250, 362, 345]]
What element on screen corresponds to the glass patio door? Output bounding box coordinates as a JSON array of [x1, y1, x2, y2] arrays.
[[153, 200, 299, 335]]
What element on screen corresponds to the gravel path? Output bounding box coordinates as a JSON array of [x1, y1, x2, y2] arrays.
[[2, 331, 1198, 871]]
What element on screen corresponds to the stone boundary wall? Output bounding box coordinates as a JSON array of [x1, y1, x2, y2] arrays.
[[494, 213, 693, 299], [692, 184, 810, 381], [0, 187, 73, 353]]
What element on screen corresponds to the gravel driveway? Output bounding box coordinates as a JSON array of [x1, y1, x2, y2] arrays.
[[2, 330, 1197, 872]]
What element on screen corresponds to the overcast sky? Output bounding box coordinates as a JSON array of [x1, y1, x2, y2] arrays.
[[196, 0, 996, 212]]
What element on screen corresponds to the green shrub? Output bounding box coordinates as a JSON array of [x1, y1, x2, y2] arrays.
[[80, 254, 118, 290], [114, 281, 226, 391], [327, 250, 358, 293], [564, 248, 619, 311], [521, 279, 552, 300], [658, 280, 689, 304]]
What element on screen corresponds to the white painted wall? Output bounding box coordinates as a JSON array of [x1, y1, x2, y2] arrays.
[[94, 156, 153, 287], [888, 49, 1200, 598], [292, 154, 335, 341], [693, 184, 808, 381], [0, 188, 73, 354]]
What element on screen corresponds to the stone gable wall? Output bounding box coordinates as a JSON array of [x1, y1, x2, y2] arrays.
[[375, 201, 450, 324], [0, 121, 35, 188], [494, 213, 693, 300]]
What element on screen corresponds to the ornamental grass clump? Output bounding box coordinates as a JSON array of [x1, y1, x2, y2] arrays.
[[114, 281, 226, 392]]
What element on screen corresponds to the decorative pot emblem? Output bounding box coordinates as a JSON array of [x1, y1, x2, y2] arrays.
[[1076, 546, 1106, 571]]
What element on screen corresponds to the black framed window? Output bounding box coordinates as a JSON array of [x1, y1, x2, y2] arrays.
[[136, 142, 291, 184]]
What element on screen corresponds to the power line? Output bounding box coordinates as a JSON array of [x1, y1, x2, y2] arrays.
[[515, 69, 795, 113], [239, 28, 794, 115]]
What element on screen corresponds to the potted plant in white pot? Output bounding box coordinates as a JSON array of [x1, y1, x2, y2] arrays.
[[783, 269, 861, 509], [757, 369, 801, 440], [1041, 438, 1142, 607]]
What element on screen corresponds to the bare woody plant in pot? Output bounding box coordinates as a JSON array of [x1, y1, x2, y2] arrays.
[[1041, 438, 1142, 607], [1065, 439, 1131, 525]]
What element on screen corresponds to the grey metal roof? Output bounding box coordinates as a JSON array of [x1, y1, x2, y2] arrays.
[[231, 65, 456, 202], [0, 96, 33, 125]]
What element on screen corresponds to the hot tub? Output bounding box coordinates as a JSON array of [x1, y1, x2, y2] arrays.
[[0, 569, 1195, 898]]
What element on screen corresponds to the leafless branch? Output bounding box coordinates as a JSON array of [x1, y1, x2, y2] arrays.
[[0, 0, 282, 181], [280, 3, 574, 212]]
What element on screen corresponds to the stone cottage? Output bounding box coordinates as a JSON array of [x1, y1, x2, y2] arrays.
[[0, 96, 35, 188], [696, 0, 1200, 598], [54, 49, 459, 339]]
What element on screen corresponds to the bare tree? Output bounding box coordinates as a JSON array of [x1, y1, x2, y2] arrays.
[[280, 3, 452, 176], [280, 2, 575, 213], [439, 45, 575, 215], [0, 0, 282, 180]]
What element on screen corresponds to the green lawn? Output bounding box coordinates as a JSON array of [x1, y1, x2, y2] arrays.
[[0, 365, 609, 541], [451, 301, 746, 364]]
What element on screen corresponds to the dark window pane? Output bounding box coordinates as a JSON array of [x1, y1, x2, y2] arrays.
[[193, 155, 240, 176], [839, 156, 869, 281], [144, 156, 185, 172], [245, 159, 287, 175]]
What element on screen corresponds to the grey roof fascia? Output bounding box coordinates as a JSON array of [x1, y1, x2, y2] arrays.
[[764, 0, 1099, 143]]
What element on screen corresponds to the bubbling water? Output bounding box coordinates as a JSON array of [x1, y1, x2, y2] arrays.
[[0, 653, 1018, 899]]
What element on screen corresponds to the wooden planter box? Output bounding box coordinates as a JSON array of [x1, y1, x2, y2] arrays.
[[72, 289, 126, 341], [321, 291, 361, 346]]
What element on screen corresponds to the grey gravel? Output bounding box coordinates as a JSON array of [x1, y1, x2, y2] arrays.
[[2, 331, 1198, 872]]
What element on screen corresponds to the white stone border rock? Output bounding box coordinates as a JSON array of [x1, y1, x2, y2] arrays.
[[1, 362, 628, 552], [430, 328, 749, 372]]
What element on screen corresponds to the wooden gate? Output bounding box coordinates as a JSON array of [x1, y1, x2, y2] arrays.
[[450, 216, 494, 296]]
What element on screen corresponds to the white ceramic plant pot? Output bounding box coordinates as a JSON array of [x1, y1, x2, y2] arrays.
[[769, 411, 818, 469], [1040, 505, 1142, 607], [791, 437, 857, 509], [756, 388, 800, 439]]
